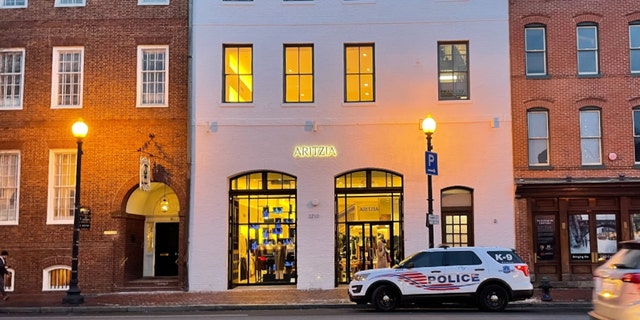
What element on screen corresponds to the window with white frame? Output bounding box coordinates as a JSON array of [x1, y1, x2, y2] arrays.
[[1, 0, 26, 8], [138, 0, 169, 5], [580, 108, 602, 165], [43, 265, 70, 291], [633, 108, 640, 163], [344, 43, 374, 102], [630, 22, 640, 74], [137, 46, 168, 107], [47, 150, 76, 224], [0, 49, 24, 109], [527, 109, 549, 166], [51, 47, 84, 108], [224, 44, 253, 103], [577, 23, 599, 75], [54, 0, 84, 7], [525, 25, 547, 76], [438, 42, 468, 100], [3, 268, 14, 292], [0, 151, 19, 225], [284, 44, 313, 103]]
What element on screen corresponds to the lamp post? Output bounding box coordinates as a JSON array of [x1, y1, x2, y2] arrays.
[[421, 115, 436, 248], [63, 119, 88, 305]]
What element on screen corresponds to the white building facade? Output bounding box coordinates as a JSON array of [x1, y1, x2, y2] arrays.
[[189, 0, 513, 291]]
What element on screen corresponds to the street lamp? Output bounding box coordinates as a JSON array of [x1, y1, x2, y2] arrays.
[[421, 115, 436, 248], [63, 119, 88, 305]]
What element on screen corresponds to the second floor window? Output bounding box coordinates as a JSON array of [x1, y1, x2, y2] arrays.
[[438, 42, 469, 100], [1, 0, 26, 8], [630, 23, 640, 74], [47, 150, 76, 224], [0, 49, 24, 109], [51, 47, 83, 109], [284, 44, 313, 103], [527, 110, 549, 166], [344, 43, 374, 102], [55, 0, 84, 7], [525, 25, 546, 76], [580, 108, 602, 165], [137, 46, 168, 107], [577, 24, 599, 75], [0, 151, 19, 224], [224, 45, 253, 103]]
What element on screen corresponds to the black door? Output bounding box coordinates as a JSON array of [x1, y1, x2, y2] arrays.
[[155, 222, 179, 276]]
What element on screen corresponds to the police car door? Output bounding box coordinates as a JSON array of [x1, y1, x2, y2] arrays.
[[438, 251, 485, 294], [396, 251, 446, 296]]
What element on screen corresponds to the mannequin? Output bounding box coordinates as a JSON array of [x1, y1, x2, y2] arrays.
[[254, 242, 267, 281], [376, 236, 388, 268], [274, 241, 286, 280]]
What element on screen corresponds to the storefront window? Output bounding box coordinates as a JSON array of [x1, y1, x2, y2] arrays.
[[229, 171, 296, 287], [335, 169, 403, 284]]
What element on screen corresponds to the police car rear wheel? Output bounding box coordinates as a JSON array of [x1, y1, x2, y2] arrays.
[[371, 284, 399, 312], [478, 284, 508, 312]]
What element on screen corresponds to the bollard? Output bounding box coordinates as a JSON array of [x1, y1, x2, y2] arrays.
[[539, 277, 553, 302]]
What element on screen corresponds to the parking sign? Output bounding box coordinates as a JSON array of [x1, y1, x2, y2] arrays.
[[425, 151, 438, 176]]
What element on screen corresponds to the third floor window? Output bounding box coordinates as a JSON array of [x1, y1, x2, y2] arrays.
[[577, 24, 599, 75]]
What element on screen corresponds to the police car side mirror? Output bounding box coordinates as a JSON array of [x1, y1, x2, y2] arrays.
[[406, 262, 415, 269]]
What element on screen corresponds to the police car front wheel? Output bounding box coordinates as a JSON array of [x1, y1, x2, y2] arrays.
[[371, 284, 399, 312]]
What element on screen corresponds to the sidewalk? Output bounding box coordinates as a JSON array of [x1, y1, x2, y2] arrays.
[[0, 286, 593, 314]]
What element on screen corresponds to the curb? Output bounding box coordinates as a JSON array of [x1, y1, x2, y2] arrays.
[[0, 302, 593, 314]]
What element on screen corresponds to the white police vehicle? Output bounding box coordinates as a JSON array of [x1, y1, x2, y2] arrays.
[[348, 245, 534, 311]]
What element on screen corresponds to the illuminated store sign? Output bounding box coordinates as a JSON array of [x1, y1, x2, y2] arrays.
[[293, 145, 337, 158]]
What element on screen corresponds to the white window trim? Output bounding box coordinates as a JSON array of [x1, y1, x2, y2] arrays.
[[0, 48, 25, 110], [527, 111, 549, 166], [136, 45, 169, 108], [580, 110, 602, 165], [51, 47, 84, 109], [46, 149, 76, 225], [525, 27, 547, 76], [0, 150, 20, 225], [42, 265, 70, 291], [138, 0, 169, 5], [577, 25, 599, 75], [3, 268, 14, 292], [0, 0, 27, 9], [630, 25, 640, 74], [54, 0, 85, 7]]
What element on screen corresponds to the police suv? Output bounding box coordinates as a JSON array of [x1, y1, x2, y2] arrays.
[[348, 246, 534, 311]]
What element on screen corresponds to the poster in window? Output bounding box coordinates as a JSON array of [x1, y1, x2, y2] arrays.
[[632, 214, 640, 240], [569, 214, 590, 260], [535, 215, 556, 260], [596, 214, 617, 260]]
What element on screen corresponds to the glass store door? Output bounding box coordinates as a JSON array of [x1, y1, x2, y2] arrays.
[[339, 223, 391, 283], [568, 212, 618, 273]]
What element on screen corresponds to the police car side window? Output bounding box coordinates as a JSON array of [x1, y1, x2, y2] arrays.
[[412, 252, 445, 268], [445, 251, 482, 266]]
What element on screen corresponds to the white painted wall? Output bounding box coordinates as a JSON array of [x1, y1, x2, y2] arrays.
[[190, 0, 512, 291]]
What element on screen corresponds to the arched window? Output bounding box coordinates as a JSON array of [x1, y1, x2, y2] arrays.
[[42, 265, 70, 291], [335, 168, 403, 284], [441, 187, 474, 247], [229, 171, 297, 287]]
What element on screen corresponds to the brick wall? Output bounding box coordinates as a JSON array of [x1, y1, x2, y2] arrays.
[[0, 0, 189, 293]]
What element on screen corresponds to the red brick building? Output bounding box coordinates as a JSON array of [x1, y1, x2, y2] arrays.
[[0, 0, 189, 294], [510, 0, 640, 285]]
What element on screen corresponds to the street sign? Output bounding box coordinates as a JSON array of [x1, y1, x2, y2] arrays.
[[425, 151, 438, 175], [79, 207, 91, 229], [428, 214, 439, 225]]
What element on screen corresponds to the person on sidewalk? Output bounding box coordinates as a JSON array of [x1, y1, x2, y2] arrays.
[[0, 251, 9, 300]]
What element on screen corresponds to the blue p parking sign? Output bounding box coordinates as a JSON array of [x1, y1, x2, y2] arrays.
[[426, 151, 438, 176]]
